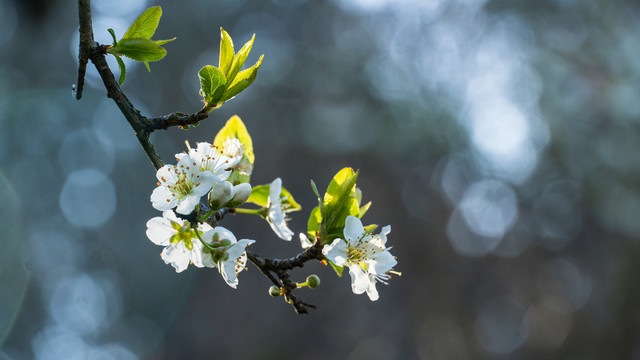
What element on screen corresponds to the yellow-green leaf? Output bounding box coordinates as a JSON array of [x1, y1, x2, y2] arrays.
[[123, 6, 162, 40], [225, 34, 255, 86], [219, 28, 235, 75], [221, 54, 264, 103], [198, 65, 226, 104], [113, 38, 166, 62], [213, 115, 255, 165]]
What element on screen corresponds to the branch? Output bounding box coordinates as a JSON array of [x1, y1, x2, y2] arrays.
[[76, 0, 326, 314], [246, 241, 325, 314]]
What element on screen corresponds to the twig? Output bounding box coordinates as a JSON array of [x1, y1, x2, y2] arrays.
[[76, 0, 325, 314]]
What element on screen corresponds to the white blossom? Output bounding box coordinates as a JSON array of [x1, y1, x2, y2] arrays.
[[266, 178, 294, 241], [322, 216, 397, 301], [180, 141, 242, 183], [146, 210, 212, 273], [151, 155, 215, 215], [200, 226, 255, 288]]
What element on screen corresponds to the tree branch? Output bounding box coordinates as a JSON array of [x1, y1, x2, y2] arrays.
[[76, 0, 325, 314]]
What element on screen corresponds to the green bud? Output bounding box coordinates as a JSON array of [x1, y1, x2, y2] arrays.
[[306, 274, 321, 288], [220, 239, 232, 247], [268, 285, 281, 297]]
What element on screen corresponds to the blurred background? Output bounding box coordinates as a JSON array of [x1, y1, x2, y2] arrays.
[[1, 0, 639, 358]]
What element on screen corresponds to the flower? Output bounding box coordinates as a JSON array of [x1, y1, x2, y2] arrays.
[[209, 181, 252, 210], [266, 178, 294, 241], [181, 141, 242, 183], [146, 210, 212, 272], [200, 226, 255, 288], [151, 155, 215, 215], [322, 215, 397, 301]]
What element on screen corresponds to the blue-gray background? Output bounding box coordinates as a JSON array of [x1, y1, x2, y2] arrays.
[[1, 0, 639, 358]]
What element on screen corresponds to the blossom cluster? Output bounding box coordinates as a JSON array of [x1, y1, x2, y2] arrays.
[[145, 139, 297, 289], [145, 140, 254, 287]]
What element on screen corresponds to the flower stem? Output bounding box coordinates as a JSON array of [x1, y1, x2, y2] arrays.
[[234, 207, 265, 215]]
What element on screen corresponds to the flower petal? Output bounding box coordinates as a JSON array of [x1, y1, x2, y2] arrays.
[[150, 185, 178, 211], [161, 243, 191, 273], [344, 215, 366, 244], [175, 193, 201, 215], [145, 216, 173, 245], [348, 265, 371, 295], [156, 164, 178, 184], [227, 239, 255, 260], [322, 239, 348, 266], [371, 250, 397, 275], [365, 278, 380, 301]]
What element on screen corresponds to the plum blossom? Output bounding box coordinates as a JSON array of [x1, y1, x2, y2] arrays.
[[200, 226, 255, 288], [322, 215, 397, 301], [146, 210, 212, 272], [180, 141, 242, 183], [266, 178, 294, 241], [151, 155, 215, 215]]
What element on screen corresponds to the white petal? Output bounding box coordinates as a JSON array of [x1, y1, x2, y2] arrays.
[[366, 277, 380, 301], [299, 233, 314, 249], [202, 226, 237, 244], [175, 193, 201, 215], [344, 216, 366, 244], [161, 243, 191, 273], [269, 178, 282, 203], [227, 239, 255, 260], [189, 240, 205, 268], [150, 186, 178, 211], [194, 172, 216, 196], [322, 239, 348, 266], [156, 165, 178, 184], [372, 250, 397, 275], [145, 217, 173, 246], [220, 260, 239, 288], [348, 265, 371, 295], [267, 212, 294, 240], [231, 183, 252, 204]]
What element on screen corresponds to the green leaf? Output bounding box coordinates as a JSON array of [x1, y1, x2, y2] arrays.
[[307, 206, 321, 239], [246, 184, 301, 212], [213, 115, 254, 164], [113, 38, 166, 62], [328, 260, 344, 277], [358, 201, 372, 218], [115, 55, 127, 85], [246, 184, 269, 207], [225, 34, 255, 86], [123, 6, 162, 40], [219, 28, 235, 75], [155, 37, 176, 45], [198, 65, 227, 104], [107, 28, 117, 46], [319, 167, 360, 245], [221, 54, 264, 103]]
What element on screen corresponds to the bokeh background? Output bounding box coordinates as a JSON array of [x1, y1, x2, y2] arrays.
[[1, 0, 640, 358]]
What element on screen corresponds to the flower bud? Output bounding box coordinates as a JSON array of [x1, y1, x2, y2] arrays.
[[209, 181, 234, 210], [227, 183, 251, 207], [268, 285, 281, 297], [306, 274, 320, 288]]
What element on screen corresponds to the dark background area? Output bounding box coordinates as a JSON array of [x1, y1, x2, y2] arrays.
[[1, 0, 640, 359]]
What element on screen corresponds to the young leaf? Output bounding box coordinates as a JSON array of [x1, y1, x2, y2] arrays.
[[198, 65, 227, 104], [319, 168, 360, 244], [123, 6, 162, 40], [221, 54, 264, 103], [225, 34, 255, 86], [307, 206, 321, 239], [328, 260, 344, 277], [246, 184, 301, 212], [115, 55, 127, 85], [213, 115, 255, 165], [155, 38, 176, 46], [113, 38, 166, 62], [219, 28, 235, 75], [107, 28, 118, 46]]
